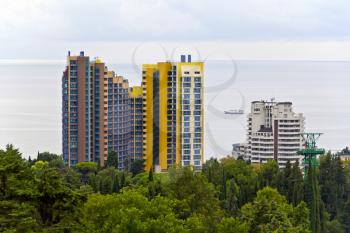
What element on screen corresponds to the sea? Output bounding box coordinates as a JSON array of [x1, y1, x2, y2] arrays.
[[0, 60, 349, 159]]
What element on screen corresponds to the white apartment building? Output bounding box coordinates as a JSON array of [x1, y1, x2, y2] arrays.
[[232, 143, 248, 159], [247, 100, 304, 168]]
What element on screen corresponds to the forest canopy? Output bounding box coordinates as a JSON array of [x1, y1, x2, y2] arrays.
[[1, 145, 350, 233]]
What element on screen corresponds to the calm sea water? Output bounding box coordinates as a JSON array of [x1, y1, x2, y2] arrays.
[[0, 60, 349, 159]]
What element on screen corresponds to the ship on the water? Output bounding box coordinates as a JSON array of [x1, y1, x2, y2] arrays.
[[224, 109, 244, 115]]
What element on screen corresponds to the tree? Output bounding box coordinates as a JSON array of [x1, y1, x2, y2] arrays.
[[257, 160, 280, 189], [319, 154, 348, 220], [241, 187, 311, 233], [148, 168, 154, 182], [36, 151, 62, 163], [342, 200, 350, 233], [304, 160, 321, 233], [88, 167, 121, 194], [79, 189, 186, 233], [63, 167, 82, 190], [219, 157, 258, 207], [203, 158, 222, 186], [167, 167, 221, 216], [278, 160, 292, 200], [105, 151, 118, 168], [0, 146, 85, 232], [130, 159, 145, 176], [76, 162, 98, 184], [290, 160, 304, 206], [223, 178, 239, 216], [323, 219, 344, 233], [0, 145, 38, 232], [31, 161, 86, 230], [217, 217, 248, 233], [277, 160, 304, 205]]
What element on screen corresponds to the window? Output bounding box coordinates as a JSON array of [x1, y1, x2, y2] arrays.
[[195, 127, 202, 132], [194, 77, 201, 82], [183, 105, 190, 110], [184, 88, 190, 93], [195, 100, 201, 105], [183, 77, 191, 82], [183, 94, 190, 99], [194, 88, 201, 93], [194, 138, 201, 143]]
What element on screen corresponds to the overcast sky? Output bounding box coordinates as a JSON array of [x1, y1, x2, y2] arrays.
[[1, 0, 350, 157], [1, 0, 350, 61]]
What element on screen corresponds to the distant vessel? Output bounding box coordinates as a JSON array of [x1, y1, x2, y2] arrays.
[[224, 109, 244, 115]]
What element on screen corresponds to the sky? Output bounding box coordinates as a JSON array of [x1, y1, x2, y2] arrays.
[[1, 0, 350, 61], [1, 0, 350, 157]]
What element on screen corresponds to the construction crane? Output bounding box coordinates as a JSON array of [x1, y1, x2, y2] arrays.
[[297, 133, 325, 175]]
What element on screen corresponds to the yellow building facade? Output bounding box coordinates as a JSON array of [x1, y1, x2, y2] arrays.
[[142, 56, 204, 172]]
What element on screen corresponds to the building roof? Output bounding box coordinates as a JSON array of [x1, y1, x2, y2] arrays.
[[276, 102, 292, 105]]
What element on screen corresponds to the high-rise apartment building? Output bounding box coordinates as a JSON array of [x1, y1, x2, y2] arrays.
[[89, 59, 109, 166], [63, 52, 204, 172], [246, 100, 304, 168], [63, 52, 132, 168], [106, 74, 130, 169], [128, 86, 143, 163], [142, 55, 204, 172], [63, 51, 98, 166], [232, 143, 248, 159]]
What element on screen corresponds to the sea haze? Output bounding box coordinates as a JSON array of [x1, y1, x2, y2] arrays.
[[0, 60, 349, 159]]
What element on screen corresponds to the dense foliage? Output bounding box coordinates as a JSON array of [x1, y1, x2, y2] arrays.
[[1, 145, 350, 232]]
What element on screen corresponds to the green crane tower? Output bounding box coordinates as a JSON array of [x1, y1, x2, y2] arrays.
[[297, 133, 325, 175], [298, 133, 325, 233]]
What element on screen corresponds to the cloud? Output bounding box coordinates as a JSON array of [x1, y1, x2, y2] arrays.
[[1, 0, 350, 42], [0, 0, 66, 40], [1, 0, 350, 59], [115, 0, 204, 37]]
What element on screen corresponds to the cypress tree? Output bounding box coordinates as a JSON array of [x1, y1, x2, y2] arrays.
[[342, 200, 350, 233], [225, 178, 239, 216], [120, 172, 125, 189], [291, 160, 304, 206], [279, 160, 292, 202], [112, 174, 120, 193], [305, 159, 321, 233], [148, 167, 153, 182], [220, 169, 227, 201], [106, 151, 118, 168]]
